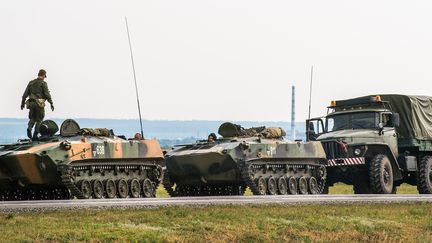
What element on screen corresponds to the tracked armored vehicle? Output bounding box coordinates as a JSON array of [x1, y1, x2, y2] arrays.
[[0, 119, 164, 200], [163, 122, 327, 196]]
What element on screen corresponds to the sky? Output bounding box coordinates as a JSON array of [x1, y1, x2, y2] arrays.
[[1, 0, 431, 122]]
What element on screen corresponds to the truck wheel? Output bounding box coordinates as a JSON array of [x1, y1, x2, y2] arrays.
[[417, 156, 432, 194], [354, 182, 397, 194], [369, 154, 394, 194]]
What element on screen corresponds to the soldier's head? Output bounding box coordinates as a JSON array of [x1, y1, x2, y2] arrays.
[[208, 133, 217, 142], [134, 133, 143, 140], [38, 69, 47, 80]]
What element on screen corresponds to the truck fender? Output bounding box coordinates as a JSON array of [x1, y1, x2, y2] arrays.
[[364, 144, 403, 181]]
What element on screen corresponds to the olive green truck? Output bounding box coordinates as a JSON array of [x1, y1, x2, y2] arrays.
[[307, 94, 432, 194]]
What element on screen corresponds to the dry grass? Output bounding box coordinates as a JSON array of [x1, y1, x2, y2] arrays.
[[1, 203, 431, 242], [328, 183, 419, 194], [0, 184, 422, 242]]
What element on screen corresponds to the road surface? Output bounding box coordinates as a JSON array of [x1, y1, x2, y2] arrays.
[[0, 194, 431, 211]]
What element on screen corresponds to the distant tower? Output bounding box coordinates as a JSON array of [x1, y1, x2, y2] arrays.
[[291, 86, 296, 140]]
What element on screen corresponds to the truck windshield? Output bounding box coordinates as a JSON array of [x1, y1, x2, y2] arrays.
[[326, 112, 379, 132]]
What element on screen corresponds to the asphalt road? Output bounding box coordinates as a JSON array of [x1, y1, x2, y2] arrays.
[[1, 194, 431, 211]]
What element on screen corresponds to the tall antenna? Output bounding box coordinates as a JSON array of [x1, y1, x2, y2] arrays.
[[307, 65, 314, 121], [291, 85, 296, 140], [125, 17, 144, 138]]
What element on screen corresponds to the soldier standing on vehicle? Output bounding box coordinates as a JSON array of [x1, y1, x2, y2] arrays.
[[20, 69, 54, 140]]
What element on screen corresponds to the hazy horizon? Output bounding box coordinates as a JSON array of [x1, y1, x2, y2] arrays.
[[0, 118, 306, 146], [0, 117, 301, 123]]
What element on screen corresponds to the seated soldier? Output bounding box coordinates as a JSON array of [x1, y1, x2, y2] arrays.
[[382, 114, 393, 127], [208, 133, 217, 142], [134, 133, 144, 140]]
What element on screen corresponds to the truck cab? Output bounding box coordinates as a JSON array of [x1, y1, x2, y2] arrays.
[[308, 95, 432, 194]]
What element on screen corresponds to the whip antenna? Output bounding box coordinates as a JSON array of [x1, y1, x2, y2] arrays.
[[307, 65, 314, 121], [125, 17, 144, 138]]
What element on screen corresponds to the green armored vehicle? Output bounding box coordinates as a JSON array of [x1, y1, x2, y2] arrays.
[[163, 122, 327, 196], [307, 95, 432, 194], [0, 119, 164, 200]]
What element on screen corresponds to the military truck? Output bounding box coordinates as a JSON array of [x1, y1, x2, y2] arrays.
[[307, 95, 432, 194], [0, 119, 164, 200], [164, 122, 327, 196]]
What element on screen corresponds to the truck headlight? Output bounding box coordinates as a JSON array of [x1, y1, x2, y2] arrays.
[[354, 148, 362, 156]]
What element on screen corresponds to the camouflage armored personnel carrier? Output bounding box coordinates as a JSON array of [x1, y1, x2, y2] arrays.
[[0, 119, 164, 200], [163, 122, 327, 196]]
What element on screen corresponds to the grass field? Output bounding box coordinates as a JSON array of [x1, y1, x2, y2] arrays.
[[0, 183, 424, 242], [1, 203, 431, 242]]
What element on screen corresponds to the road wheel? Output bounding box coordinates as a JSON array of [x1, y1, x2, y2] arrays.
[[417, 156, 432, 194], [369, 154, 394, 194], [298, 177, 308, 194], [129, 179, 141, 198], [287, 177, 298, 194], [3, 190, 11, 201], [267, 177, 277, 195], [175, 185, 185, 197], [142, 178, 154, 198], [79, 180, 92, 199], [105, 179, 116, 198], [92, 180, 104, 199], [117, 179, 129, 198], [308, 177, 319, 194], [255, 177, 267, 195], [277, 177, 288, 195]]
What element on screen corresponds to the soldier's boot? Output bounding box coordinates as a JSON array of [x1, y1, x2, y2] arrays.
[[27, 119, 35, 139], [33, 121, 42, 141], [32, 130, 39, 141], [27, 128, 32, 139]]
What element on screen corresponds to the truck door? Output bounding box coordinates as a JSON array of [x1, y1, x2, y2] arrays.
[[380, 112, 399, 156]]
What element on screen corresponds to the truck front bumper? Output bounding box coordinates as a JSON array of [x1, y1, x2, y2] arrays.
[[327, 157, 365, 167]]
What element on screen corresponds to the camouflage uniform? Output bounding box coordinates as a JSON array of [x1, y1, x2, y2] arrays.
[[21, 76, 54, 139]]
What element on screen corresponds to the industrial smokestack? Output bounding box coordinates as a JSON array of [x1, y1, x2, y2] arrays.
[[291, 86, 296, 140]]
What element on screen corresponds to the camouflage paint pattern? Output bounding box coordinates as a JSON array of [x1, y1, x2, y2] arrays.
[[165, 137, 326, 185], [0, 136, 164, 190]]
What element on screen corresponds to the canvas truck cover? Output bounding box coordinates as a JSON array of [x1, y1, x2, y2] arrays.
[[379, 94, 432, 140]]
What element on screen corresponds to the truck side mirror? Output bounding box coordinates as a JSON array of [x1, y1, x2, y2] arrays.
[[393, 113, 400, 127], [378, 122, 384, 135]]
